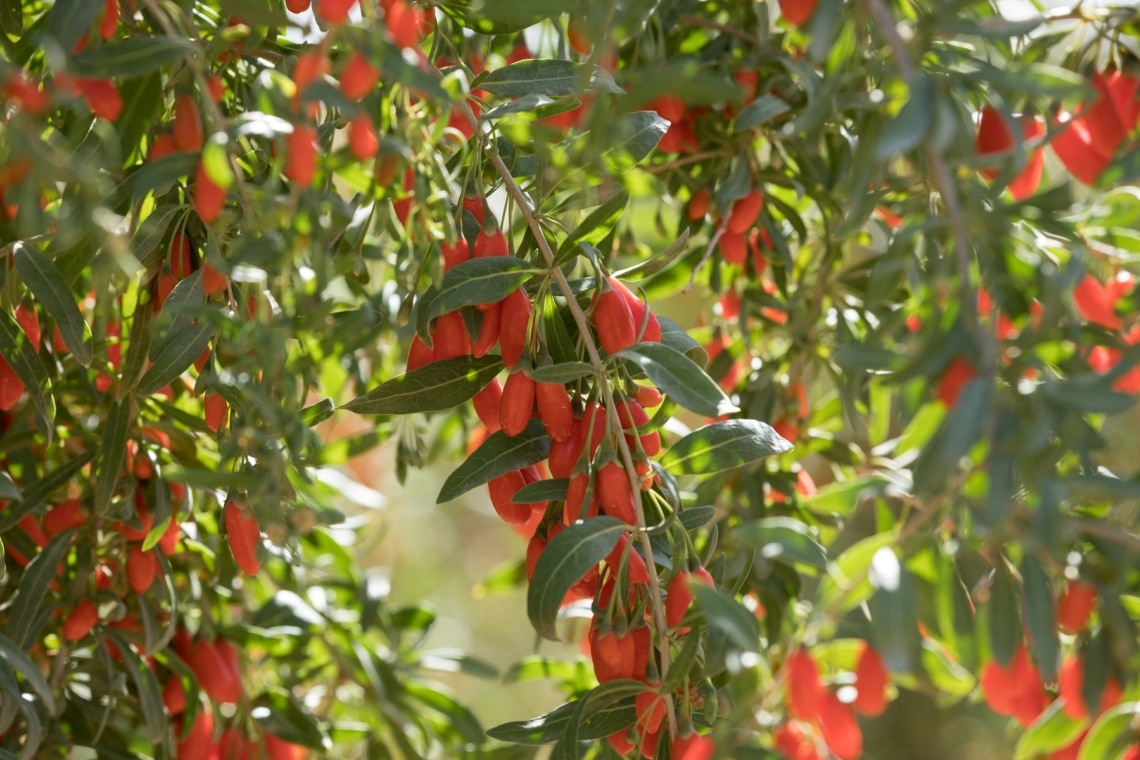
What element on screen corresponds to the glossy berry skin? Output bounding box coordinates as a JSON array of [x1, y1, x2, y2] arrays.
[[535, 381, 574, 443], [348, 114, 379, 160], [1057, 580, 1098, 633], [285, 125, 319, 186], [340, 52, 379, 100], [852, 642, 890, 716], [62, 599, 98, 641], [596, 461, 636, 525], [499, 288, 531, 369], [786, 649, 824, 720], [499, 371, 535, 437], [224, 499, 262, 576], [779, 0, 818, 26], [173, 94, 203, 152], [487, 470, 531, 524], [593, 278, 637, 355]]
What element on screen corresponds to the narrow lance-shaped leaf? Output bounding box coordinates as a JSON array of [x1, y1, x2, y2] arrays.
[[70, 36, 197, 78], [662, 419, 791, 475], [6, 530, 75, 649], [511, 478, 569, 504], [0, 310, 55, 441], [1022, 554, 1059, 682], [613, 229, 690, 280], [424, 257, 537, 323], [562, 679, 641, 746], [615, 343, 739, 418], [94, 400, 132, 518], [438, 419, 552, 503], [736, 517, 828, 570], [13, 242, 93, 366], [116, 295, 157, 400], [106, 631, 166, 743], [0, 631, 56, 713], [690, 582, 761, 653], [0, 452, 95, 532], [479, 60, 621, 98], [868, 547, 918, 673], [486, 701, 578, 745], [342, 355, 503, 416], [989, 558, 1022, 667], [136, 320, 216, 397], [527, 517, 627, 640], [1013, 701, 1086, 760]]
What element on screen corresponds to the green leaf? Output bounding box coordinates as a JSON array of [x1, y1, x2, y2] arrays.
[[438, 419, 552, 503], [679, 505, 717, 531], [116, 73, 163, 160], [736, 517, 828, 570], [150, 270, 205, 360], [115, 291, 157, 400], [1021, 555, 1059, 682], [406, 681, 486, 744], [527, 517, 627, 640], [659, 316, 707, 365], [252, 691, 327, 749], [662, 420, 791, 475], [482, 93, 557, 120], [0, 631, 56, 714], [530, 362, 595, 384], [875, 77, 933, 159], [94, 400, 132, 518], [0, 451, 95, 532], [439, 0, 571, 33], [868, 547, 918, 673], [423, 257, 536, 323], [988, 559, 1022, 667], [603, 111, 669, 168], [613, 229, 690, 280], [1015, 700, 1086, 760], [1078, 701, 1138, 760], [564, 679, 642, 745], [913, 380, 991, 496], [486, 701, 577, 744], [503, 656, 590, 685], [480, 60, 620, 98], [691, 582, 761, 653], [70, 36, 197, 79], [129, 152, 199, 200], [13, 243, 92, 366], [0, 472, 21, 502], [342, 355, 503, 416], [6, 530, 74, 649], [556, 190, 629, 258], [805, 474, 893, 516], [512, 477, 569, 504], [816, 530, 900, 618], [42, 0, 102, 51], [734, 94, 792, 131], [0, 309, 55, 440], [218, 0, 289, 26], [615, 343, 738, 418], [106, 631, 165, 743], [136, 319, 216, 397]]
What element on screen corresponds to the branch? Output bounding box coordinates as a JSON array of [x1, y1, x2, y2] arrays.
[[454, 92, 679, 737]]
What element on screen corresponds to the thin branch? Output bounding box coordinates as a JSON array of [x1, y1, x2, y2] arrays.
[[456, 98, 679, 736]]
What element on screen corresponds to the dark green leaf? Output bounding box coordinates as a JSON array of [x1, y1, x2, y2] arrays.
[[14, 243, 92, 366], [530, 362, 595, 384], [150, 270, 205, 359], [1022, 555, 1059, 682], [615, 343, 738, 418], [136, 319, 216, 397], [440, 0, 572, 33], [0, 451, 95, 532], [342, 355, 503, 415], [662, 420, 791, 475], [0, 631, 56, 713], [527, 517, 627, 640], [480, 60, 620, 98], [603, 111, 669, 168], [737, 517, 827, 570], [407, 681, 486, 744], [0, 472, 20, 502], [129, 152, 199, 200], [106, 631, 166, 743], [116, 73, 163, 160], [678, 505, 717, 531], [438, 419, 552, 503], [252, 691, 327, 749], [613, 229, 690, 280], [6, 531, 74, 649], [70, 36, 197, 79], [482, 93, 557, 120], [42, 0, 102, 51], [691, 582, 761, 653], [512, 477, 569, 504], [94, 400, 132, 518], [989, 559, 1022, 667], [565, 680, 642, 744], [659, 316, 707, 364], [868, 547, 918, 673], [734, 95, 792, 131], [115, 293, 157, 400], [423, 257, 536, 323], [218, 0, 289, 25], [557, 190, 629, 257], [486, 701, 577, 744], [0, 310, 55, 439], [875, 77, 933, 159]]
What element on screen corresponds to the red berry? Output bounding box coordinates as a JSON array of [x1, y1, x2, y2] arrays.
[[194, 159, 226, 222], [285, 125, 318, 186], [163, 674, 186, 715], [786, 649, 824, 720], [224, 499, 262, 576], [341, 52, 380, 100], [852, 642, 889, 716], [431, 310, 472, 360], [536, 381, 574, 443], [779, 0, 818, 26], [204, 392, 229, 432], [499, 288, 531, 369], [173, 94, 204, 152], [499, 371, 535, 437], [177, 710, 215, 760], [596, 461, 636, 525], [126, 545, 159, 593], [728, 189, 764, 234], [201, 261, 228, 296], [62, 599, 98, 641], [1057, 580, 1098, 633], [815, 691, 862, 760], [487, 470, 532, 524], [317, 0, 357, 25], [593, 278, 637, 355], [348, 114, 379, 160]]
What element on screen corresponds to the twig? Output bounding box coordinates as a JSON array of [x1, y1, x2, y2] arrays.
[[861, 0, 986, 356], [454, 90, 680, 738]]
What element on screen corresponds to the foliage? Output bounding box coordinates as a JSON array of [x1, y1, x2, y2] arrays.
[[1, 0, 1140, 758]]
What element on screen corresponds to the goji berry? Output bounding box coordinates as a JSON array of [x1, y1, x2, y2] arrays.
[[1057, 580, 1097, 633], [593, 278, 637, 355], [852, 642, 889, 716], [536, 380, 573, 443], [62, 599, 98, 641], [126, 544, 158, 593], [499, 371, 535, 437], [194, 159, 225, 222], [341, 52, 379, 100], [205, 392, 229, 432], [285, 125, 318, 186], [224, 499, 262, 576], [487, 470, 531, 524], [596, 461, 637, 524], [499, 288, 531, 369], [728, 189, 764, 234], [348, 114, 379, 160], [173, 94, 203, 152]]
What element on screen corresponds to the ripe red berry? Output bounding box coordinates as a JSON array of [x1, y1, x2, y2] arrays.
[[816, 691, 862, 760], [285, 125, 318, 186], [126, 545, 159, 593], [162, 674, 186, 715], [100, 0, 118, 40], [535, 381, 574, 443], [852, 642, 889, 716], [499, 288, 531, 369], [487, 470, 532, 524], [671, 732, 715, 760], [317, 0, 357, 25], [386, 0, 425, 50], [62, 599, 98, 641], [173, 94, 204, 152], [1057, 580, 1097, 633], [194, 159, 225, 222], [499, 371, 536, 437], [593, 278, 637, 355], [341, 52, 380, 100], [786, 649, 824, 720], [779, 0, 819, 26], [727, 189, 764, 234], [177, 710, 215, 760], [201, 261, 228, 296], [596, 461, 637, 524], [348, 114, 379, 160], [204, 392, 229, 432], [224, 499, 262, 576], [285, 0, 311, 11], [472, 301, 502, 358]]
